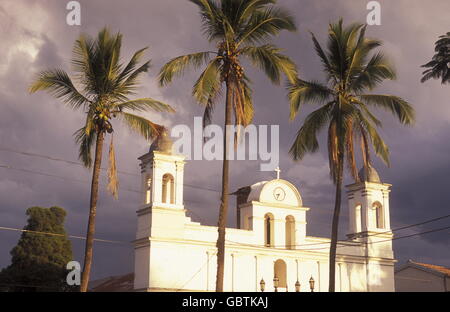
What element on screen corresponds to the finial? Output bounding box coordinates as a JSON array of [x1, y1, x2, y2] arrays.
[[275, 167, 281, 179]]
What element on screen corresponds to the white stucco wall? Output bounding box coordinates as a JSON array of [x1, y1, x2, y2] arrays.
[[395, 267, 449, 292], [133, 151, 396, 292]]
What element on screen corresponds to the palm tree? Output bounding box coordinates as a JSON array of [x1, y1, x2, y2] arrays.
[[287, 19, 414, 292], [29, 28, 174, 292], [421, 32, 450, 84], [158, 0, 297, 292]]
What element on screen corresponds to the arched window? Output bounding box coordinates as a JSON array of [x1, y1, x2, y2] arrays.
[[162, 174, 175, 204], [373, 202, 384, 229], [285, 216, 295, 249], [145, 176, 151, 204], [355, 204, 362, 233], [264, 213, 274, 247], [274, 259, 287, 288]]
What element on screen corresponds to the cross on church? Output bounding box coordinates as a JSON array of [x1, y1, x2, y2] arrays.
[[275, 167, 281, 179]]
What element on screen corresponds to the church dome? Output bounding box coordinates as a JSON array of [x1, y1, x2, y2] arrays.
[[358, 165, 381, 183], [149, 130, 173, 154], [236, 178, 303, 207]]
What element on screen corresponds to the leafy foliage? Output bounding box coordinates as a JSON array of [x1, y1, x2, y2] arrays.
[[30, 28, 174, 169], [29, 28, 174, 291], [30, 27, 174, 199], [159, 0, 298, 128], [421, 32, 450, 84], [159, 0, 298, 292], [288, 19, 415, 182], [288, 19, 415, 292], [0, 207, 74, 292]]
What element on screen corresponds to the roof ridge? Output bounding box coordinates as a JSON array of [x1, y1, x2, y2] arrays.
[[409, 260, 450, 276]]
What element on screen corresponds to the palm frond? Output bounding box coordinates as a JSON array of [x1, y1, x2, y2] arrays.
[[158, 52, 213, 86], [358, 115, 390, 166], [119, 112, 165, 140], [351, 99, 382, 128], [289, 102, 333, 161], [73, 126, 97, 167], [114, 60, 151, 98], [29, 69, 90, 110], [287, 79, 333, 119], [359, 94, 415, 125], [115, 98, 175, 113], [71, 33, 97, 94], [189, 0, 222, 41], [240, 44, 298, 84], [193, 57, 223, 105], [232, 76, 254, 127], [350, 52, 396, 92], [116, 47, 149, 84], [344, 117, 358, 181], [235, 0, 276, 25], [107, 134, 119, 200], [310, 32, 333, 79], [238, 6, 296, 45], [327, 119, 340, 183]]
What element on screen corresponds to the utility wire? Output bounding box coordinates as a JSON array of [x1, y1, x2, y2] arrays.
[[1, 222, 449, 252], [0, 147, 221, 193], [0, 163, 217, 204], [2, 150, 449, 250], [118, 225, 450, 291], [0, 146, 137, 176], [225, 213, 450, 249], [226, 225, 450, 251], [175, 254, 213, 292], [0, 226, 130, 245]]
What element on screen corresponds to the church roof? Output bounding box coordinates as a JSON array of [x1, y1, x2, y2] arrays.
[[408, 260, 450, 277], [89, 273, 134, 292], [149, 131, 173, 154], [358, 165, 381, 183], [247, 181, 269, 202], [234, 178, 303, 207]]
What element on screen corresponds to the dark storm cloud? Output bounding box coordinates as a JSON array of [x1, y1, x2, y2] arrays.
[[0, 0, 449, 280]]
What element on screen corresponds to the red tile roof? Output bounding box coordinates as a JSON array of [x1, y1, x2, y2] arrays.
[[89, 273, 134, 292], [410, 260, 450, 277]]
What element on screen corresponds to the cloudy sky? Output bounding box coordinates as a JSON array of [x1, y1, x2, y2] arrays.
[[0, 0, 449, 281]]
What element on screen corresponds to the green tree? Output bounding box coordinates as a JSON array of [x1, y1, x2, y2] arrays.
[[421, 32, 450, 84], [158, 0, 297, 291], [287, 19, 414, 291], [0, 206, 73, 292], [29, 28, 174, 292]]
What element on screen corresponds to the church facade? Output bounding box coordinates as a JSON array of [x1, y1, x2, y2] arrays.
[[133, 138, 396, 292]]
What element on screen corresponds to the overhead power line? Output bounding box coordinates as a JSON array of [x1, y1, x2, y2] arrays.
[[225, 224, 450, 251], [0, 146, 137, 176], [0, 146, 221, 193], [226, 213, 450, 249], [0, 226, 130, 245], [1, 148, 449, 251]]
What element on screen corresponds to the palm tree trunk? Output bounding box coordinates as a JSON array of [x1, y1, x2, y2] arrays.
[[80, 131, 105, 292], [328, 148, 344, 292], [215, 82, 232, 292]]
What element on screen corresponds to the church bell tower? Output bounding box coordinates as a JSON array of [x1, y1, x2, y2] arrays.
[[346, 165, 395, 291], [133, 132, 187, 291], [346, 165, 392, 243]]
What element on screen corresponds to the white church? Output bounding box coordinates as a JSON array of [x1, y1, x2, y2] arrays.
[[133, 135, 396, 292]]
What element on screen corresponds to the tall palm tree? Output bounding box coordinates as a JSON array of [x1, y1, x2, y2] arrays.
[[287, 19, 414, 292], [29, 28, 174, 292], [421, 32, 450, 84], [158, 0, 297, 292]]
